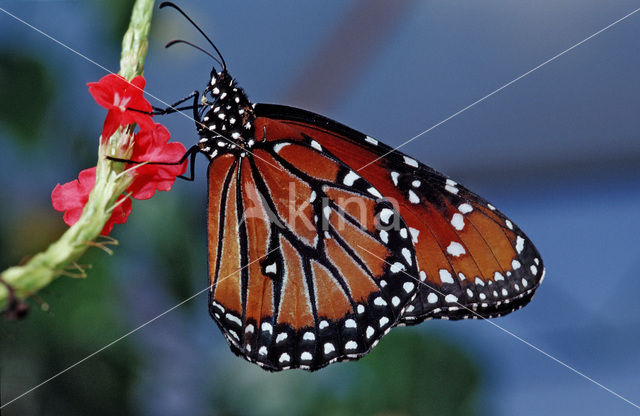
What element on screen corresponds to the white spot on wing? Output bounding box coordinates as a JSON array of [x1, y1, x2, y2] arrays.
[[445, 184, 459, 194], [273, 142, 289, 153], [379, 208, 393, 224], [459, 203, 473, 214], [323, 205, 331, 220], [403, 156, 418, 167], [366, 326, 375, 338], [310, 140, 322, 151], [403, 281, 415, 293], [343, 171, 359, 186], [451, 213, 465, 230], [368, 187, 382, 198], [439, 269, 454, 284], [226, 313, 242, 326], [401, 248, 413, 266], [446, 241, 466, 257], [516, 236, 525, 253], [427, 293, 438, 304], [408, 190, 420, 204], [265, 262, 277, 275], [365, 136, 378, 145], [390, 171, 399, 186], [324, 343, 335, 354], [345, 340, 358, 350], [409, 227, 420, 243], [279, 353, 291, 363], [374, 297, 387, 306], [445, 294, 458, 303]]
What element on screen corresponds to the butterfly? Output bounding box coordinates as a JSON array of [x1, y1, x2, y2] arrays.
[[153, 2, 545, 371]]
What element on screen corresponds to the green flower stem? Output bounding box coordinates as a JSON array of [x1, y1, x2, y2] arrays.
[[0, 0, 156, 310]]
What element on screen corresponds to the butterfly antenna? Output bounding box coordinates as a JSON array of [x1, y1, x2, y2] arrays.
[[159, 2, 227, 71], [166, 39, 224, 69]]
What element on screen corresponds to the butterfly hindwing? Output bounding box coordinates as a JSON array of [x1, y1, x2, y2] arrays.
[[208, 127, 420, 371]]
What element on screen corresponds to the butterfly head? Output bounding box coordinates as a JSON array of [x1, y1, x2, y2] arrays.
[[197, 69, 256, 158]]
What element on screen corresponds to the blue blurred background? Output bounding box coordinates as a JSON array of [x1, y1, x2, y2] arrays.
[[1, 0, 640, 414]]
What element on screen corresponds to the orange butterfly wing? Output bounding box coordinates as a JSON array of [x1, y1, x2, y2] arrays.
[[254, 104, 545, 325], [207, 119, 419, 371]]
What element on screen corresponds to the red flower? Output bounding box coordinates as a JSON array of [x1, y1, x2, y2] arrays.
[[51, 75, 188, 236], [126, 122, 187, 200], [51, 167, 132, 235], [88, 74, 154, 140]]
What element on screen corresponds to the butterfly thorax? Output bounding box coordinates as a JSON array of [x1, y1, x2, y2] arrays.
[[197, 70, 256, 159]]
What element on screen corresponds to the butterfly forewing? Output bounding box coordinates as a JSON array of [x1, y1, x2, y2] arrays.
[[253, 104, 545, 325], [208, 124, 419, 371]]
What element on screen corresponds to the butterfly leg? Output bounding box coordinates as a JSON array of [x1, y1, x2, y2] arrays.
[[106, 144, 200, 181], [190, 90, 201, 124], [150, 90, 202, 115], [176, 145, 200, 181]]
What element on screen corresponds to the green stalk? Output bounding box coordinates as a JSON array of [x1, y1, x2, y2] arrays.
[[0, 0, 156, 310]]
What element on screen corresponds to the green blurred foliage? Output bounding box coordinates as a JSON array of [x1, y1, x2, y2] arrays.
[[213, 329, 482, 416], [3, 207, 67, 268], [0, 51, 54, 145], [127, 188, 208, 303], [97, 0, 137, 45], [0, 250, 138, 416]]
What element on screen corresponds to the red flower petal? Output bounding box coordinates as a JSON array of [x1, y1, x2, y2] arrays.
[[88, 74, 154, 141], [101, 110, 123, 142], [130, 76, 146, 93], [126, 123, 187, 200], [51, 167, 132, 235]]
